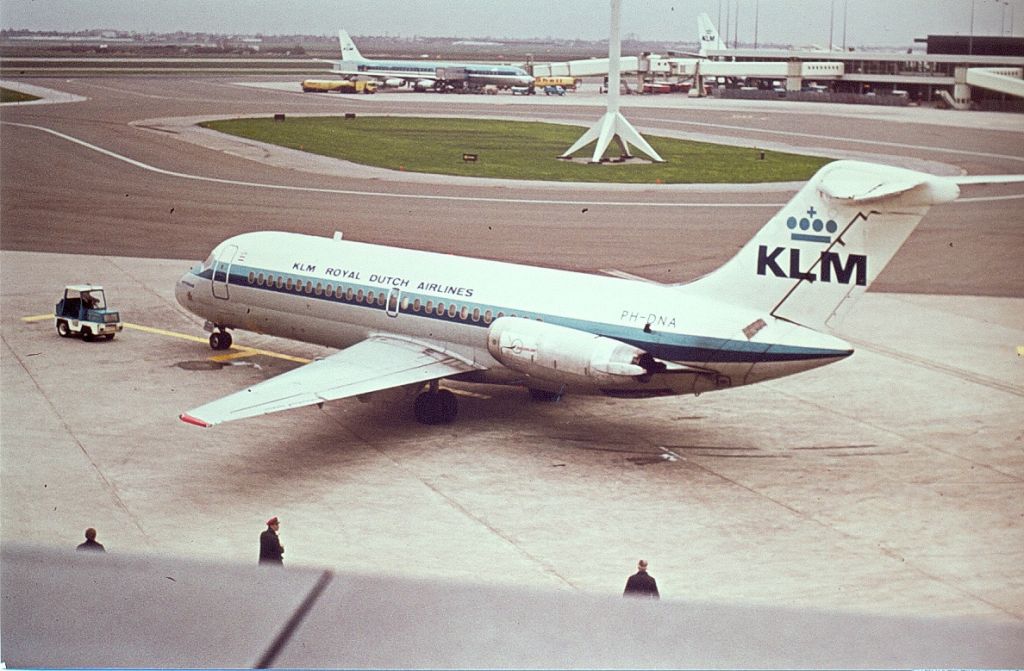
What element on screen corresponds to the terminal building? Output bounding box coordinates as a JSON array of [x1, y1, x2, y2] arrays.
[[530, 35, 1024, 111], [704, 35, 1023, 110]]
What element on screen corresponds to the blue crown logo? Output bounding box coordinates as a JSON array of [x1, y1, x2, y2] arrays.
[[786, 206, 838, 244]]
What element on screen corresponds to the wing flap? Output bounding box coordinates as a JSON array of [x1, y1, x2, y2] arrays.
[[180, 336, 480, 427]]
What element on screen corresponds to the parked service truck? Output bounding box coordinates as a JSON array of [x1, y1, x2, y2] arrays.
[[533, 76, 579, 91], [54, 285, 122, 341], [301, 79, 377, 94]]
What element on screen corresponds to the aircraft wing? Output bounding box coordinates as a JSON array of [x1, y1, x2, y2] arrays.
[[180, 336, 480, 427]]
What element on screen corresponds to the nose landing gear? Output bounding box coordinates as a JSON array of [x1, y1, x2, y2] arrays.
[[209, 328, 233, 351]]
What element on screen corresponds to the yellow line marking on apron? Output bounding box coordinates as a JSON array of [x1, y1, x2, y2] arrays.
[[22, 314, 311, 364]]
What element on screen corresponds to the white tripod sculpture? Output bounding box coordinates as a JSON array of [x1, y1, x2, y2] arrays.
[[560, 0, 664, 163]]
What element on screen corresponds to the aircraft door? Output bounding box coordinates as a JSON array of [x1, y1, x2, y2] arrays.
[[211, 244, 238, 300], [386, 287, 401, 318]]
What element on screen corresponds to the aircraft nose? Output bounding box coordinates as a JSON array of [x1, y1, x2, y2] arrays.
[[175, 271, 196, 309]]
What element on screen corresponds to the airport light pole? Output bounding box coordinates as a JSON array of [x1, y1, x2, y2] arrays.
[[734, 0, 740, 48], [842, 0, 848, 51], [969, 0, 975, 54], [754, 0, 759, 49], [829, 0, 835, 51], [724, 1, 731, 50], [559, 0, 663, 163]]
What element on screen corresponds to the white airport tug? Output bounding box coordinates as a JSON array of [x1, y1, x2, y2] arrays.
[[54, 284, 123, 341]]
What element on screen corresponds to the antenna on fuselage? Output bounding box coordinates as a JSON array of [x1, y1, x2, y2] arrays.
[[559, 0, 664, 164]]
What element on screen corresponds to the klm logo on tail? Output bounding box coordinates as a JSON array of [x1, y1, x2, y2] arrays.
[[787, 207, 838, 243], [757, 206, 867, 286]]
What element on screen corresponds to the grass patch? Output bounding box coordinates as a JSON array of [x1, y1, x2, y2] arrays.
[[201, 116, 829, 184], [1, 87, 40, 103]]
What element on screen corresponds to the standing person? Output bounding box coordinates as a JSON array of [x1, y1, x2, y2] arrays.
[[259, 516, 284, 565], [76, 527, 105, 553], [623, 559, 659, 599]]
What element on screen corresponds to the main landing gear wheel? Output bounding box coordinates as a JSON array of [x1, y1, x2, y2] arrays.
[[413, 388, 458, 425], [209, 330, 233, 350]]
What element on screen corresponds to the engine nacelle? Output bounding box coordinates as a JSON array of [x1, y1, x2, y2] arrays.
[[487, 317, 660, 386], [414, 79, 436, 91], [384, 78, 405, 88]]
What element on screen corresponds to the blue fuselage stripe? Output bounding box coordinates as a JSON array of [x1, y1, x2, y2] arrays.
[[196, 265, 848, 364]]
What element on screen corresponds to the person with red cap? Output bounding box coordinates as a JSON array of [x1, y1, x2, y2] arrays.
[[259, 516, 284, 565]]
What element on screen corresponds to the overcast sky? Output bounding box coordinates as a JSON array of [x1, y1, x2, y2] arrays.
[[1, 1, 1020, 48]]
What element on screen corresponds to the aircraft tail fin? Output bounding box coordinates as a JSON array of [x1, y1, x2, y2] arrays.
[[338, 29, 363, 61], [679, 160, 965, 330], [698, 13, 727, 57]]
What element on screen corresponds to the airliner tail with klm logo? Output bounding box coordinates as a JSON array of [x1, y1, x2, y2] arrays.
[[697, 13, 728, 57], [683, 160, 968, 329], [176, 160, 1023, 428]]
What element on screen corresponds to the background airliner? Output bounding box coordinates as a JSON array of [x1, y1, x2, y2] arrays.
[[330, 30, 535, 90], [697, 12, 728, 57], [176, 160, 1022, 427]]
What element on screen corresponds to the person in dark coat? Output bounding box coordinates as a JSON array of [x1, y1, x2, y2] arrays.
[[623, 559, 659, 598], [259, 516, 284, 565], [76, 527, 105, 553]]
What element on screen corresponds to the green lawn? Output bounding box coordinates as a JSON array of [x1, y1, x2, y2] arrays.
[[1, 87, 40, 103], [201, 116, 830, 184]]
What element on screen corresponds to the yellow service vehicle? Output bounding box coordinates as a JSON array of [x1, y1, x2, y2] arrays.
[[300, 79, 377, 94], [533, 76, 579, 91]]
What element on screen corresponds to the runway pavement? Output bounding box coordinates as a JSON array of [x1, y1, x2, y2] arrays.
[[1, 75, 1023, 666]]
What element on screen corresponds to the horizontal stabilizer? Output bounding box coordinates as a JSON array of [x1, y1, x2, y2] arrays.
[[952, 174, 1024, 185], [817, 162, 959, 206]]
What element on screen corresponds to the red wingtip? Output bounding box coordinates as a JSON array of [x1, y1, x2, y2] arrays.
[[179, 413, 212, 428]]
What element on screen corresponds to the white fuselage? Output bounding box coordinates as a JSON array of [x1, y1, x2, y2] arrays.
[[336, 59, 536, 89], [176, 231, 852, 397]]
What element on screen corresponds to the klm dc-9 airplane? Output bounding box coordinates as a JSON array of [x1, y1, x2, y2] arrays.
[[176, 161, 1022, 427], [329, 30, 535, 90]]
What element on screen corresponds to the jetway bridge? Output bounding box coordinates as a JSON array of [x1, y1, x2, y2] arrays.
[[528, 50, 1024, 108], [529, 55, 843, 94]]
